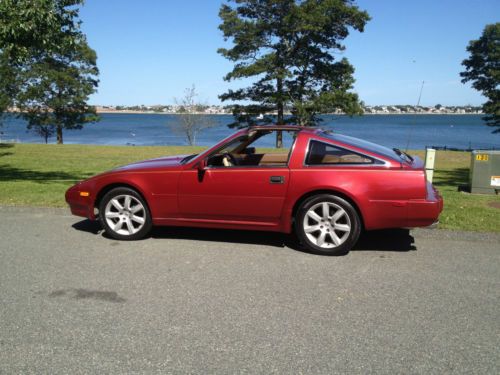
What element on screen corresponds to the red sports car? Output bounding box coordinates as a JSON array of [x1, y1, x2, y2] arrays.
[[66, 125, 443, 255]]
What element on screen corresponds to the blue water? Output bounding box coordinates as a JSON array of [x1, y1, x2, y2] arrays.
[[1, 113, 498, 150]]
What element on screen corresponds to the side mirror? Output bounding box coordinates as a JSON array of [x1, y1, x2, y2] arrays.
[[197, 159, 207, 182], [197, 159, 207, 171]]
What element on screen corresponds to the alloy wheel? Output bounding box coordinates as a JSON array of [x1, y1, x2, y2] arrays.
[[302, 201, 351, 249], [104, 194, 146, 236]]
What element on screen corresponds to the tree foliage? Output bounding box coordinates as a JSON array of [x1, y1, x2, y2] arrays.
[[0, 0, 99, 143], [218, 0, 370, 145], [461, 23, 499, 133], [169, 85, 216, 146], [0, 51, 18, 127]]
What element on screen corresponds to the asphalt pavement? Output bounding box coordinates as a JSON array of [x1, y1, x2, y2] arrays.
[[0, 206, 499, 374]]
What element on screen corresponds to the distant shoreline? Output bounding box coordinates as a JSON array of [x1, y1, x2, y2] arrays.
[[5, 109, 483, 116], [93, 110, 482, 116]]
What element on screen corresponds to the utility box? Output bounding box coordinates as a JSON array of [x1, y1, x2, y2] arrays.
[[469, 150, 500, 194]]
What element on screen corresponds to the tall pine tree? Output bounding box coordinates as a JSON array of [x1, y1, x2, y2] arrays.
[[218, 0, 370, 147]]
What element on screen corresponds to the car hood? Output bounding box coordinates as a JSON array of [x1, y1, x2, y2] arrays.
[[114, 154, 189, 172]]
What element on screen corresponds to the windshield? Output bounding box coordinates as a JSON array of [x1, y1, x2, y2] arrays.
[[320, 132, 403, 162], [180, 154, 198, 164], [217, 135, 250, 154]]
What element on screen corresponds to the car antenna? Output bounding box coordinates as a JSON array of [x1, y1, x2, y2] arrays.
[[405, 80, 425, 152]]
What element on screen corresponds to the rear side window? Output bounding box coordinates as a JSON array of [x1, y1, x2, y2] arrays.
[[306, 140, 376, 165], [320, 132, 401, 162]]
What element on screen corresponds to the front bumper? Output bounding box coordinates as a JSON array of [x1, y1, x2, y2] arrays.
[[65, 184, 96, 219]]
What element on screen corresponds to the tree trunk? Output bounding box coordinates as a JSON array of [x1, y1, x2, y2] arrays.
[[56, 125, 63, 144], [276, 77, 284, 148]]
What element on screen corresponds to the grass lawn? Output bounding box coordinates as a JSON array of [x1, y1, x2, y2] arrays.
[[0, 143, 205, 207], [412, 150, 499, 232], [0, 143, 499, 232]]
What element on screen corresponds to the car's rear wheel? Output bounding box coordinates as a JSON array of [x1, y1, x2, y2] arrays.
[[295, 194, 361, 255], [99, 187, 152, 240]]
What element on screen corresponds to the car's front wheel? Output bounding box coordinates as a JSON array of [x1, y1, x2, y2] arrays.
[[295, 194, 361, 255], [99, 187, 152, 240]]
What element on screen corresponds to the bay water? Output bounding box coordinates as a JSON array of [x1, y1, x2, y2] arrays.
[[1, 113, 498, 150]]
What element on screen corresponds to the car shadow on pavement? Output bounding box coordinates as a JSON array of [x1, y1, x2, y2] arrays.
[[72, 219, 102, 235], [151, 226, 303, 251], [353, 229, 416, 252], [72, 219, 416, 253]]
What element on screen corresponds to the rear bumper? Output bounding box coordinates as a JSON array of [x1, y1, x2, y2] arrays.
[[406, 184, 443, 228], [425, 220, 440, 229]]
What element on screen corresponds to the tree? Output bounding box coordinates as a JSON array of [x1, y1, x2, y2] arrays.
[[460, 23, 499, 133], [0, 0, 99, 143], [17, 40, 99, 144], [169, 85, 216, 146], [31, 122, 56, 144], [0, 88, 8, 128], [1, 0, 71, 118], [0, 54, 18, 128], [218, 0, 370, 147]]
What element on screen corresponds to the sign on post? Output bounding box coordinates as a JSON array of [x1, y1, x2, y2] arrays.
[[425, 148, 436, 183]]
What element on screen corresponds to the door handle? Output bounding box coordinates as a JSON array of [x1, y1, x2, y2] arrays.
[[270, 176, 284, 184]]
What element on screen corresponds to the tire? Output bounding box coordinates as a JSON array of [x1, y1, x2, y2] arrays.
[[99, 187, 152, 240], [295, 194, 361, 255]]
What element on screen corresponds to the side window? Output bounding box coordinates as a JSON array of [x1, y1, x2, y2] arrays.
[[306, 140, 375, 165], [238, 130, 296, 167], [249, 130, 295, 151], [206, 130, 298, 168]]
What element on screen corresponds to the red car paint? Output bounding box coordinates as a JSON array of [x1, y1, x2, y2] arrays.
[[66, 126, 443, 233]]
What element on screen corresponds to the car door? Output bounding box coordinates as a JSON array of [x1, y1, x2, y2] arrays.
[[178, 165, 290, 224]]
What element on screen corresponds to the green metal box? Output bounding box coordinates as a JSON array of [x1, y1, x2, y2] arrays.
[[469, 150, 500, 195]]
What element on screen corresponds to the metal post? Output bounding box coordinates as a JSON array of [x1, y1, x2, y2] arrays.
[[425, 148, 436, 183]]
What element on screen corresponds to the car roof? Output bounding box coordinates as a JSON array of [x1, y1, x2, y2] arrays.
[[247, 125, 321, 134]]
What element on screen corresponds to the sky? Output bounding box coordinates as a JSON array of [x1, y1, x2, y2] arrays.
[[79, 0, 500, 107]]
